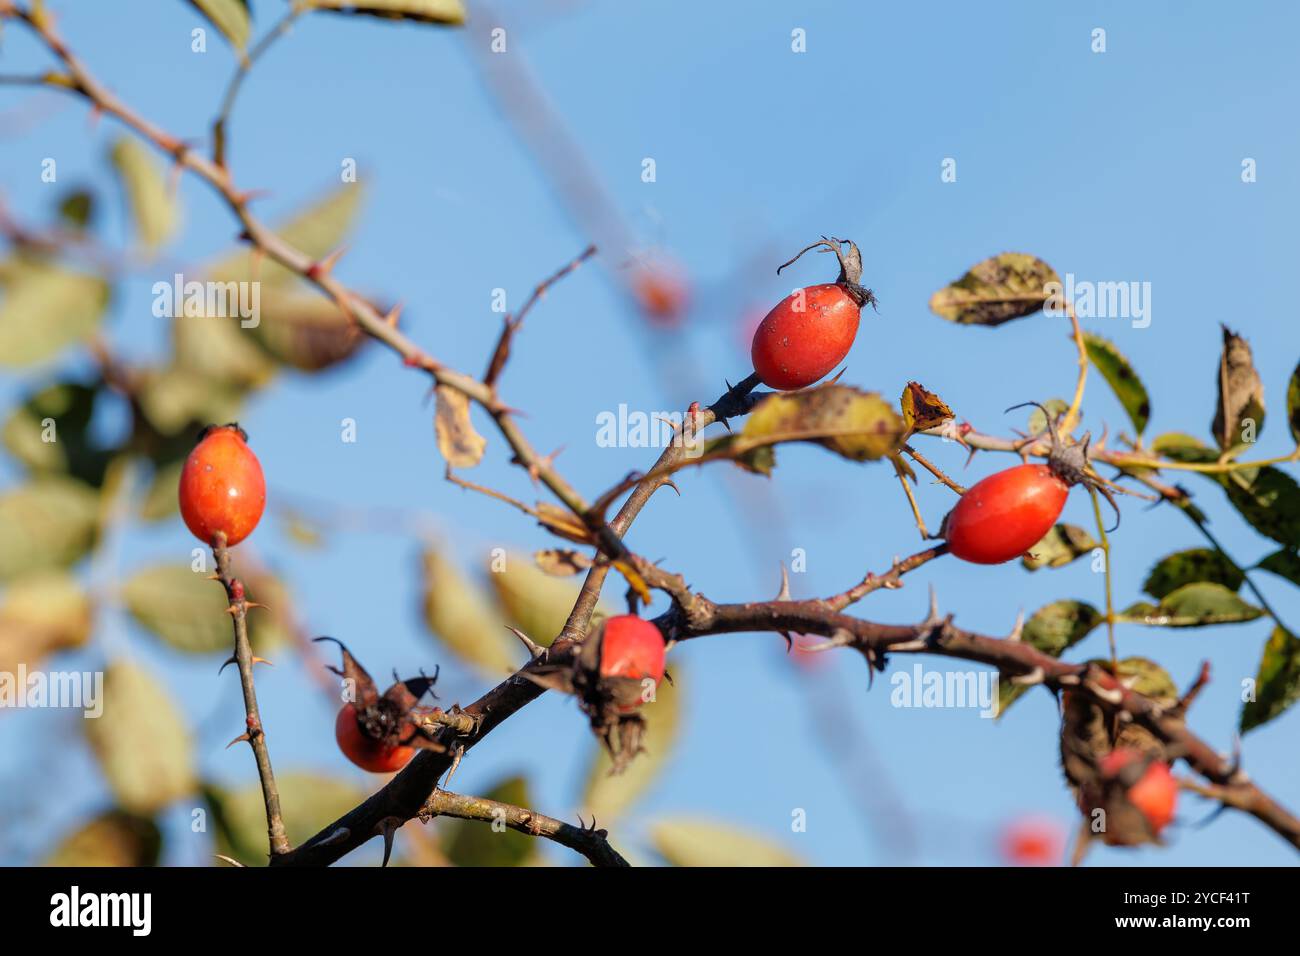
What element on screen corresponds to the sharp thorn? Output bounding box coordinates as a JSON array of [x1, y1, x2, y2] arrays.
[[775, 562, 791, 601], [225, 732, 251, 749]]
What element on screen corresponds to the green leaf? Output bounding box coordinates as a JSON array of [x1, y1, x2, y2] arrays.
[[439, 775, 538, 867], [43, 809, 162, 866], [649, 817, 805, 867], [1083, 332, 1150, 437], [1151, 432, 1218, 464], [1022, 524, 1097, 570], [928, 253, 1060, 326], [306, 0, 466, 23], [1241, 626, 1300, 733], [187, 0, 251, 52], [581, 663, 683, 822], [1026, 398, 1069, 437], [138, 460, 186, 522], [0, 477, 99, 583], [738, 385, 904, 463], [1, 382, 112, 485], [1287, 360, 1300, 445], [121, 563, 289, 654], [1023, 601, 1103, 656], [488, 552, 605, 647], [1211, 325, 1265, 455], [1220, 466, 1300, 546], [84, 661, 197, 814], [0, 570, 92, 673], [0, 258, 109, 367], [1120, 582, 1263, 627], [1142, 548, 1244, 600], [171, 316, 278, 393], [206, 184, 364, 288], [208, 774, 368, 866], [998, 601, 1101, 716], [700, 434, 776, 475], [109, 136, 179, 249], [1110, 656, 1179, 703], [251, 293, 366, 372], [137, 366, 250, 436], [56, 189, 96, 232], [1257, 550, 1300, 588], [420, 547, 520, 676]]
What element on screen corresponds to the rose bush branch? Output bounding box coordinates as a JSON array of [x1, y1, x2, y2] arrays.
[[211, 533, 290, 858], [3, 3, 626, 563], [419, 788, 629, 868]]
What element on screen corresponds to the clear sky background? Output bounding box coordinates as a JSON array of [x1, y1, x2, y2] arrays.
[[1, 0, 1298, 866]]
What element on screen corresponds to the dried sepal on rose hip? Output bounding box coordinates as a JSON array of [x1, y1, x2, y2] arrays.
[[750, 236, 876, 391], [939, 401, 1122, 565], [178, 423, 266, 547], [315, 636, 451, 773], [524, 614, 667, 773]]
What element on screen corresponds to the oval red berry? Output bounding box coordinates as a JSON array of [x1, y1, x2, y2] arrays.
[[178, 425, 266, 547], [944, 464, 1069, 564]]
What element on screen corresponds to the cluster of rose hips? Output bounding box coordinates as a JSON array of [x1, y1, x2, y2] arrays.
[[175, 244, 1153, 850]]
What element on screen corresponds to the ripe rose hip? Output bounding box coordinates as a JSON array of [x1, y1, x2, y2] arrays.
[[334, 703, 416, 774], [944, 464, 1069, 564], [178, 424, 266, 547], [599, 614, 666, 711], [1100, 749, 1178, 836], [750, 236, 876, 390], [999, 817, 1065, 867], [942, 401, 1120, 565]]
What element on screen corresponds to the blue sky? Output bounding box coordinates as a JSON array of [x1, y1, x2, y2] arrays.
[[1, 0, 1298, 866]]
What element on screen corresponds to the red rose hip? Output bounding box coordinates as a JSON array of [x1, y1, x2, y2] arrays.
[[944, 464, 1069, 564], [751, 237, 875, 390], [942, 402, 1122, 565], [178, 423, 266, 547]]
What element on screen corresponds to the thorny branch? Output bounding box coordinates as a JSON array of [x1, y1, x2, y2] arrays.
[[420, 789, 629, 868], [211, 533, 290, 858], [7, 2, 1299, 865]]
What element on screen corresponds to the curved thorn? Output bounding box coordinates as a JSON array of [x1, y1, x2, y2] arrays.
[[775, 562, 791, 601], [213, 854, 246, 868], [1007, 609, 1025, 642], [225, 732, 251, 750], [218, 655, 237, 675], [505, 625, 546, 660]]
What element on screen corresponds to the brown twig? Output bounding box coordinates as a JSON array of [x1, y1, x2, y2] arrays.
[[484, 243, 597, 386], [211, 533, 290, 858], [420, 788, 629, 867]]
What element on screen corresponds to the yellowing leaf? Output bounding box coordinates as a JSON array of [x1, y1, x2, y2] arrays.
[[650, 817, 805, 867], [209, 774, 367, 866], [43, 810, 162, 867], [0, 258, 109, 367], [435, 385, 487, 468], [420, 548, 519, 676], [581, 664, 682, 821], [109, 136, 179, 249], [0, 571, 92, 674], [307, 0, 466, 23], [0, 477, 100, 583], [121, 563, 289, 654], [929, 253, 1060, 326], [741, 385, 904, 463], [206, 184, 364, 288], [900, 381, 953, 435], [84, 662, 197, 814], [488, 552, 603, 647], [188, 0, 251, 52], [1212, 325, 1265, 455]]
